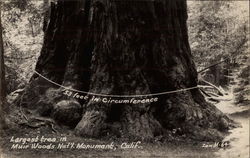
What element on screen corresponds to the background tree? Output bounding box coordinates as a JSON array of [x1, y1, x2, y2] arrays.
[[2, 0, 44, 93], [16, 0, 233, 140], [0, 1, 7, 130], [188, 1, 248, 85]]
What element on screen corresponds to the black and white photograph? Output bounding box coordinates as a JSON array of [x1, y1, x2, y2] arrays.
[[0, 0, 249, 157]]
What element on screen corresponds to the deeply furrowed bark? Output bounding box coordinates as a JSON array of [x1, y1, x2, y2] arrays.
[[18, 0, 233, 140]]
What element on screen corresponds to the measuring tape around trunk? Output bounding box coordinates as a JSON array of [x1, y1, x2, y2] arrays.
[[34, 70, 201, 98]]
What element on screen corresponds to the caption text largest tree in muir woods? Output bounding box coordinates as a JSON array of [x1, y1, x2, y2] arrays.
[[19, 0, 233, 140]]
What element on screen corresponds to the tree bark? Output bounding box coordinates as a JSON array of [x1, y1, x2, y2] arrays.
[[18, 0, 233, 141]]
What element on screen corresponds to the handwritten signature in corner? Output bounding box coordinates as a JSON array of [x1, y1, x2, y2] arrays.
[[202, 141, 230, 148]]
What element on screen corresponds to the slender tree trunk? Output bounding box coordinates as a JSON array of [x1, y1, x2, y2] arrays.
[[43, 0, 50, 32], [19, 0, 233, 141], [0, 2, 7, 130]]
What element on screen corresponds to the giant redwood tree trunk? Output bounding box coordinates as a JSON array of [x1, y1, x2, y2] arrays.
[[18, 0, 233, 140]]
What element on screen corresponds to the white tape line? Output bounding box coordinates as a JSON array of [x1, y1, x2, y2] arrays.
[[34, 70, 200, 98]]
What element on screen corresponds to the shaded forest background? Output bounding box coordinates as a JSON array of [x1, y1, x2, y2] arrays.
[[2, 0, 249, 106]]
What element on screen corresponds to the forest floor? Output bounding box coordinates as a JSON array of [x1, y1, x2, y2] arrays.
[[0, 89, 249, 158], [0, 128, 221, 158]]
